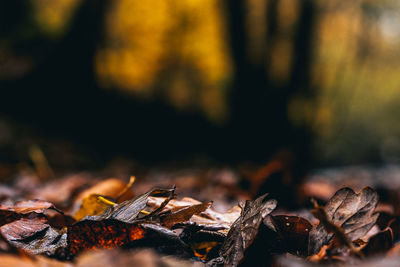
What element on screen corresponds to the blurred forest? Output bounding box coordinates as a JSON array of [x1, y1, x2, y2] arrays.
[[1, 0, 400, 173]]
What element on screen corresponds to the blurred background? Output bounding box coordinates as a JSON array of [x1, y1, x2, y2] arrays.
[[1, 0, 400, 180]]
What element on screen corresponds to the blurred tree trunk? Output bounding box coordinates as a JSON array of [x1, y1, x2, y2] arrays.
[[225, 0, 316, 201]]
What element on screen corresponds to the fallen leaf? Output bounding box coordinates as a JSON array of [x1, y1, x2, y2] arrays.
[[162, 202, 212, 228], [72, 178, 134, 212], [218, 194, 277, 267], [361, 228, 393, 256], [308, 187, 379, 255], [67, 219, 146, 256], [73, 194, 116, 221], [0, 217, 67, 256], [310, 199, 358, 255], [0, 200, 62, 226], [73, 177, 137, 221], [90, 187, 175, 223], [0, 217, 49, 241], [148, 196, 241, 232], [270, 215, 312, 255], [65, 187, 177, 258]]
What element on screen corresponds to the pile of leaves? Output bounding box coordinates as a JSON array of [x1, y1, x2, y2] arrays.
[[1, 173, 400, 267]]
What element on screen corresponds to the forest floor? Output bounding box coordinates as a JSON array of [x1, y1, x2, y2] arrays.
[[1, 161, 400, 266]]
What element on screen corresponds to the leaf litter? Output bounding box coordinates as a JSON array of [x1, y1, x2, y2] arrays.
[[0, 171, 400, 267]]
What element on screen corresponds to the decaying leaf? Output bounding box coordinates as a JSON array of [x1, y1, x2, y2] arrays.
[[0, 169, 394, 267], [68, 219, 193, 258], [361, 228, 394, 256], [0, 200, 62, 226], [310, 199, 359, 256], [309, 187, 379, 255], [0, 217, 67, 256], [0, 201, 70, 257], [1, 217, 49, 241], [270, 215, 312, 255], [217, 194, 277, 267], [67, 219, 146, 256]]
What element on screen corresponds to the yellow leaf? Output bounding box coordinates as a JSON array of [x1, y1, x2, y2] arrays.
[[73, 194, 116, 221]]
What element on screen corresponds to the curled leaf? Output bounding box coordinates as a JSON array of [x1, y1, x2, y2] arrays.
[[90, 187, 175, 223], [218, 194, 277, 267], [0, 217, 67, 256]]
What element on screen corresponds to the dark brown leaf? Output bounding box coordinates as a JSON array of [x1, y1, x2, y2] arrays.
[[361, 228, 393, 256], [179, 224, 226, 261], [271, 215, 312, 255]]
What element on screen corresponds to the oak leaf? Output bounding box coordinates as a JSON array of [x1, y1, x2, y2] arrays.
[[309, 187, 379, 255]]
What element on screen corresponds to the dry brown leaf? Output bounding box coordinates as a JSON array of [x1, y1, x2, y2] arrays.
[[162, 202, 212, 228], [218, 194, 277, 267], [0, 217, 67, 256], [309, 187, 379, 255], [0, 199, 62, 226], [148, 196, 241, 232], [0, 217, 49, 241]]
